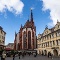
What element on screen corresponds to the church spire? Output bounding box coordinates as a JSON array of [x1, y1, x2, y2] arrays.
[[20, 24, 22, 31], [21, 24, 22, 28], [15, 31, 16, 36], [30, 8, 33, 22]]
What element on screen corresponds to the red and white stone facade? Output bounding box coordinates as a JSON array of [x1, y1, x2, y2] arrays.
[[14, 10, 37, 50]]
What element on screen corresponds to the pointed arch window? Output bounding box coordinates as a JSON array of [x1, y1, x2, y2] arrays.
[[23, 31, 27, 49], [28, 31, 31, 49]]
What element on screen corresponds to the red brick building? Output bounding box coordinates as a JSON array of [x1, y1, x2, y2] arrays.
[[14, 10, 37, 50]]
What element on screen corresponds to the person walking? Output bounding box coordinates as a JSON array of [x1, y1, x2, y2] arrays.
[[2, 51, 6, 60], [48, 52, 50, 58], [13, 53, 15, 60], [33, 53, 36, 57], [0, 51, 3, 60], [22, 52, 24, 58], [51, 53, 53, 59], [18, 52, 21, 59]]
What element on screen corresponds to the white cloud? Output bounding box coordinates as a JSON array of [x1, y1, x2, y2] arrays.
[[0, 0, 24, 15], [41, 0, 60, 26]]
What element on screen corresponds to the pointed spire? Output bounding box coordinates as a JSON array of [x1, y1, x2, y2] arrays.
[[27, 19, 29, 22], [21, 24, 22, 28], [30, 8, 33, 21], [27, 15, 29, 22], [15, 31, 16, 35], [15, 31, 16, 40], [20, 24, 22, 31]]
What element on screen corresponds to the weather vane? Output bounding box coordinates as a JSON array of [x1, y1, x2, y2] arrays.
[[30, 8, 32, 10], [30, 7, 34, 10]]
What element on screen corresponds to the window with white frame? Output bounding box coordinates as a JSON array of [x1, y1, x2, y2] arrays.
[[53, 41, 55, 45], [56, 40, 58, 45], [51, 33, 54, 38]]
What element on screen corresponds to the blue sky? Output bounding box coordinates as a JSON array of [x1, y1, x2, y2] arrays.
[[0, 0, 60, 45]]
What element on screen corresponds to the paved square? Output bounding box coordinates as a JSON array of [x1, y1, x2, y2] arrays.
[[0, 55, 60, 60]]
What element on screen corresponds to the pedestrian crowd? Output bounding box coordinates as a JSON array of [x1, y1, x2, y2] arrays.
[[0, 50, 54, 60], [0, 51, 37, 60]]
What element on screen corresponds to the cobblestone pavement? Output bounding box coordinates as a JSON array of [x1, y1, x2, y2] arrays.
[[0, 55, 60, 60]]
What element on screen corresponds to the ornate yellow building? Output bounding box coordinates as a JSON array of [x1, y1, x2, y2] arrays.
[[37, 21, 60, 56]]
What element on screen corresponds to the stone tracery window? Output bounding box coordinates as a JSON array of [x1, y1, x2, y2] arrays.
[[23, 31, 27, 49], [28, 31, 31, 49]]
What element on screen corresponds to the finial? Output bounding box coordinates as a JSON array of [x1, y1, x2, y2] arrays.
[[30, 7, 34, 10], [15, 31, 16, 35], [30, 8, 33, 10], [57, 19, 59, 23], [27, 15, 29, 21], [15, 31, 16, 37], [45, 25, 48, 29], [21, 24, 22, 28]]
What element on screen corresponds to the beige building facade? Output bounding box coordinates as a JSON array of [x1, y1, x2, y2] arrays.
[[6, 43, 14, 50], [0, 26, 6, 50], [37, 21, 60, 56]]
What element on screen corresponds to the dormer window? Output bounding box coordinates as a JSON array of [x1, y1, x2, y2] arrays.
[[52, 34, 54, 38], [58, 25, 59, 28], [1, 30, 2, 34]]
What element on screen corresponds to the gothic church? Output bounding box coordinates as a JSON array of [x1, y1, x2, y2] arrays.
[[14, 10, 37, 50]]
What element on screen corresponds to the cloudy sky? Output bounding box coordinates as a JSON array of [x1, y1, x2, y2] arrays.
[[0, 0, 60, 45]]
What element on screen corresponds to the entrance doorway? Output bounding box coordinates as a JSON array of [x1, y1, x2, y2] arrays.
[[53, 49, 58, 56], [44, 50, 47, 55]]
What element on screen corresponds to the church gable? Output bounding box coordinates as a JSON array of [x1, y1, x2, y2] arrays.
[[54, 22, 60, 31], [37, 34, 42, 39], [24, 20, 35, 28], [43, 29, 51, 36]]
